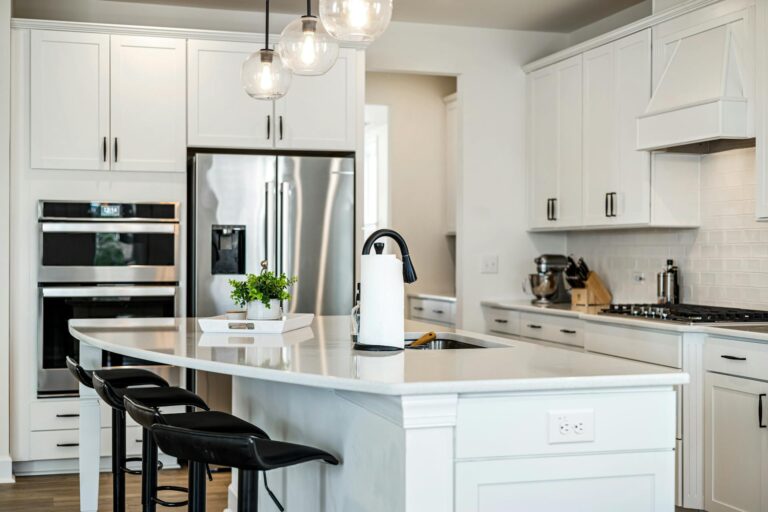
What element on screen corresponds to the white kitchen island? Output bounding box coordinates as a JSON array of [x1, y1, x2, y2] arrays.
[[70, 317, 688, 512]]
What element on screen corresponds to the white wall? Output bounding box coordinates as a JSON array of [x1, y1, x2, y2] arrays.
[[568, 0, 651, 44], [366, 22, 568, 330], [0, 0, 12, 484], [567, 148, 768, 308], [366, 72, 457, 297]]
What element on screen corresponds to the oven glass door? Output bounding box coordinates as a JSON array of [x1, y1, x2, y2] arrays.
[[39, 286, 177, 395], [39, 222, 179, 283]]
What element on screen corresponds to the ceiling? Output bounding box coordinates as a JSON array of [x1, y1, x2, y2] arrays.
[[107, 0, 647, 32]]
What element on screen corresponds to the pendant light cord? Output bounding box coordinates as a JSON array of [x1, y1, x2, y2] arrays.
[[264, 0, 270, 49], [307, 0, 312, 16]]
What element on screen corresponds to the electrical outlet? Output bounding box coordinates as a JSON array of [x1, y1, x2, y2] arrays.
[[481, 255, 498, 274], [548, 409, 595, 444]]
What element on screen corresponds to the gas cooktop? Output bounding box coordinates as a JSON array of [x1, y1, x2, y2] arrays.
[[600, 303, 768, 324]]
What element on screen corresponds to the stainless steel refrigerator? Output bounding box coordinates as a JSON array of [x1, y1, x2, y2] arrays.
[[189, 153, 355, 408], [190, 152, 355, 317]]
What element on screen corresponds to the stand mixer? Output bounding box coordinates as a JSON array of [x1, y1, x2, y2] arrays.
[[524, 255, 571, 304]]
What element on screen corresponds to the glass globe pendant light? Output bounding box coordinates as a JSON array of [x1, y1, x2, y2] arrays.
[[319, 0, 392, 43], [242, 0, 292, 100], [279, 0, 339, 75]]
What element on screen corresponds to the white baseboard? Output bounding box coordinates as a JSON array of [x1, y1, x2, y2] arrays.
[[0, 454, 15, 483]]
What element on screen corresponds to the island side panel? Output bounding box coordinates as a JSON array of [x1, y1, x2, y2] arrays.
[[231, 376, 407, 512], [78, 342, 102, 512]]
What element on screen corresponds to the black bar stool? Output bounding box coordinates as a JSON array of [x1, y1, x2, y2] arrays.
[[151, 423, 340, 512], [91, 372, 210, 512], [67, 356, 173, 512], [123, 395, 271, 511]]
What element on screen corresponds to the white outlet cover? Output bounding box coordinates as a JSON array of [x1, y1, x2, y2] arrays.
[[548, 409, 595, 444], [481, 255, 499, 274]]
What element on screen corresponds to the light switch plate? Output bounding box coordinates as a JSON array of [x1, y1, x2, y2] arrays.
[[548, 409, 595, 444], [481, 255, 499, 274]]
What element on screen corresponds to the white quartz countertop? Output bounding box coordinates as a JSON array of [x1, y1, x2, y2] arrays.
[[483, 298, 768, 341], [408, 293, 456, 303], [70, 316, 687, 396]]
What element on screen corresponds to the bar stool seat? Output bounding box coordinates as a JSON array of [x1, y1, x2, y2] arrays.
[[151, 424, 339, 512], [66, 355, 169, 390], [93, 378, 208, 411]]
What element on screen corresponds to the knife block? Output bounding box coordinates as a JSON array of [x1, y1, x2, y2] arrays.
[[571, 272, 612, 306]]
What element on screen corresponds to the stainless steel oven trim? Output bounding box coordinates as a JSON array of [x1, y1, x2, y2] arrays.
[[37, 285, 182, 396], [38, 223, 180, 283], [41, 222, 176, 233], [42, 286, 177, 298], [38, 200, 180, 222]]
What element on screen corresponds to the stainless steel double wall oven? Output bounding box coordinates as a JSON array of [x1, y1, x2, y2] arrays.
[[37, 201, 182, 396]]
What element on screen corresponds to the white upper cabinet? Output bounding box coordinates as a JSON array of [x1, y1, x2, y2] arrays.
[[187, 39, 274, 149], [30, 30, 186, 173], [274, 48, 357, 151], [110, 36, 186, 172], [528, 55, 583, 229], [582, 29, 651, 227], [31, 31, 110, 170]]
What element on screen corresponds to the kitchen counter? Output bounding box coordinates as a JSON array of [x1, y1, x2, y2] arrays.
[[483, 298, 768, 339], [407, 292, 456, 302], [70, 316, 686, 512]]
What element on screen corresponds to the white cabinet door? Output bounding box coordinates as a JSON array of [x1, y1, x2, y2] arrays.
[[705, 372, 768, 512], [582, 29, 651, 227], [528, 55, 582, 229], [110, 35, 186, 172], [274, 48, 356, 151], [456, 451, 674, 512], [187, 39, 275, 149], [528, 65, 559, 228], [30, 30, 110, 170]]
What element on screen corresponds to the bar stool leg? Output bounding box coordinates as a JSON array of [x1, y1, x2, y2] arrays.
[[237, 470, 259, 512], [112, 409, 127, 512], [188, 461, 207, 512]]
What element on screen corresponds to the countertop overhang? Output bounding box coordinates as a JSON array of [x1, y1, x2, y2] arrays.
[[70, 316, 688, 396]]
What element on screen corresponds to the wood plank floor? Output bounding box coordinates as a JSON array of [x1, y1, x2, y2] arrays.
[[0, 467, 230, 511]]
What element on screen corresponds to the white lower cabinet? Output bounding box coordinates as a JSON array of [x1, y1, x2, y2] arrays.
[[409, 297, 456, 326], [520, 312, 583, 347], [455, 451, 674, 512], [705, 371, 768, 512], [28, 426, 143, 461]]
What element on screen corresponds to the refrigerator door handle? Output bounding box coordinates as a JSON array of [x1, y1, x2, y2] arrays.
[[280, 182, 292, 277]]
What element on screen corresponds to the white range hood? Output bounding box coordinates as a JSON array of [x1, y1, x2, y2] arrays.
[[637, 19, 753, 152]]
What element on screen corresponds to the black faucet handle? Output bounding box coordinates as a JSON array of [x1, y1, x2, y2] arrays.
[[374, 242, 385, 255]]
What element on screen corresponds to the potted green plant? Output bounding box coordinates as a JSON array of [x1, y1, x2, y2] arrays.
[[229, 269, 297, 321]]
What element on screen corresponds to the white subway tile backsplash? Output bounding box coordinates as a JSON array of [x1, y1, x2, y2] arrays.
[[566, 148, 768, 308]]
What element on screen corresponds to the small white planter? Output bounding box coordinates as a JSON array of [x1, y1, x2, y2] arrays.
[[246, 299, 282, 320]]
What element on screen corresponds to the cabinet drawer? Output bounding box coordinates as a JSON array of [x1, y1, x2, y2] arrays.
[[28, 426, 143, 460], [584, 321, 682, 368], [410, 298, 454, 325], [484, 308, 520, 336], [456, 389, 676, 459], [520, 312, 584, 347], [704, 336, 768, 381], [30, 399, 81, 431]]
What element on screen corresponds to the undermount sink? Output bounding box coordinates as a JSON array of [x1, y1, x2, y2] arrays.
[[404, 333, 509, 350]]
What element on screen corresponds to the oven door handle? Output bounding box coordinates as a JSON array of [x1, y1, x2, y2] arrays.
[[41, 222, 176, 234], [41, 286, 177, 298]]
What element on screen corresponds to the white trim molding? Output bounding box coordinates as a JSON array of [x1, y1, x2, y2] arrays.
[[523, 0, 723, 73]]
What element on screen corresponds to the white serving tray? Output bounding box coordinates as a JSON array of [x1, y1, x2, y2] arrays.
[[198, 313, 314, 334]]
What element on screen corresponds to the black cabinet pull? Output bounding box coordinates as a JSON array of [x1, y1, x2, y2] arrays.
[[102, 137, 107, 162], [413, 306, 424, 311], [57, 443, 79, 447], [267, 115, 271, 140], [721, 355, 747, 361], [605, 192, 610, 217], [114, 137, 118, 162], [527, 324, 542, 329], [494, 319, 508, 324], [546, 199, 551, 220], [433, 309, 445, 314], [609, 192, 617, 217], [560, 329, 577, 334], [56, 413, 79, 418], [279, 116, 284, 140], [136, 439, 143, 443], [760, 394, 766, 428], [551, 198, 557, 221]]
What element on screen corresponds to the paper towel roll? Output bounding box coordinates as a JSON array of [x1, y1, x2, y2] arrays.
[[358, 254, 405, 349]]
